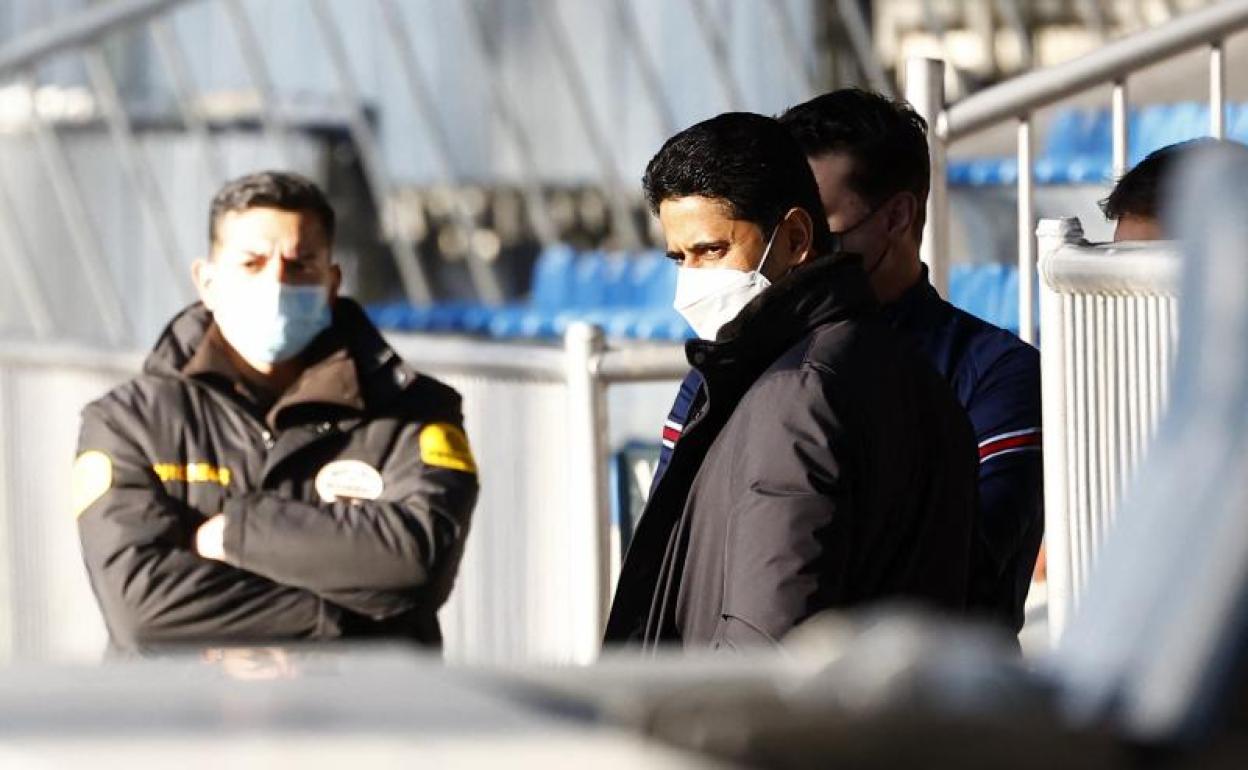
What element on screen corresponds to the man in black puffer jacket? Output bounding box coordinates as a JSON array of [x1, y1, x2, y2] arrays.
[[604, 113, 977, 650]]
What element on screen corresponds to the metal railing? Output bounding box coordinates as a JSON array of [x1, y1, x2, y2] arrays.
[[1036, 218, 1181, 643], [919, 0, 1248, 344]]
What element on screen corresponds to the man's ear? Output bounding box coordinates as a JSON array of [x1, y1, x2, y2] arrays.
[[782, 207, 816, 266], [327, 262, 342, 303], [191, 258, 215, 310], [884, 192, 920, 238]]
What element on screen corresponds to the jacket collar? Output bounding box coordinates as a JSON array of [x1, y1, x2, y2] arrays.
[[684, 253, 879, 376], [880, 265, 951, 331], [147, 297, 416, 427]]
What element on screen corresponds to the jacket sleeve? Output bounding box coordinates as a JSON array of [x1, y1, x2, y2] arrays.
[[219, 417, 479, 614], [966, 343, 1045, 626], [711, 368, 853, 650], [75, 403, 346, 650]]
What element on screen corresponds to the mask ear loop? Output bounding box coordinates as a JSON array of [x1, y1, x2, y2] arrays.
[[830, 198, 892, 274], [754, 218, 784, 279]]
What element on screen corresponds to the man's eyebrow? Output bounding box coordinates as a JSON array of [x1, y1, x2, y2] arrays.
[[690, 239, 729, 251]]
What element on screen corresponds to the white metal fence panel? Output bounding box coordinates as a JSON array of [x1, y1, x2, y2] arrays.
[[0, 333, 683, 666], [1037, 218, 1181, 643]]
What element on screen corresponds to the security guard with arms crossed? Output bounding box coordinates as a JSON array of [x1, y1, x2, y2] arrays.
[[73, 171, 478, 652]]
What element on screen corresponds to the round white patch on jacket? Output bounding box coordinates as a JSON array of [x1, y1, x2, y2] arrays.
[[315, 460, 384, 503]]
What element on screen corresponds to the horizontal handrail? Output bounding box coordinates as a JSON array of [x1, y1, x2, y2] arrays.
[[597, 344, 689, 383], [0, 0, 196, 80], [0, 341, 143, 375], [943, 0, 1248, 141], [1039, 241, 1183, 296], [0, 332, 689, 386]]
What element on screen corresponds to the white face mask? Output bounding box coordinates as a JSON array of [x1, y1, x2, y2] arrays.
[[211, 277, 332, 365], [672, 225, 779, 341]]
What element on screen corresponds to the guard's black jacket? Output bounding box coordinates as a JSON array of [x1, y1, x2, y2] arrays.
[[604, 255, 978, 649], [75, 299, 478, 651]]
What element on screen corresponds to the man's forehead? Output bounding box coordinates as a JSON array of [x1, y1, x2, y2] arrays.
[[807, 151, 867, 213], [215, 207, 328, 248], [657, 196, 756, 243]]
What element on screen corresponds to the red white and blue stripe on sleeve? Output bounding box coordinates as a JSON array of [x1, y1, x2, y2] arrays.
[[978, 426, 1042, 464]]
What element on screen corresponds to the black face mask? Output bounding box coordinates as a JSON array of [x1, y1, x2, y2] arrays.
[[829, 202, 890, 276]]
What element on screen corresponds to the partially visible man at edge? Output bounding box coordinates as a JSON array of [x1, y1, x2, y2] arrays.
[[604, 112, 978, 650], [1102, 138, 1248, 241], [74, 171, 479, 653]]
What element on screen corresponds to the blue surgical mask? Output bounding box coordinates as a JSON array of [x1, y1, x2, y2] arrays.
[[212, 280, 332, 364]]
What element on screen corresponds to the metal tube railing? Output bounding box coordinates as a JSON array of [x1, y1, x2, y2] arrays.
[[1111, 80, 1129, 178], [928, 0, 1248, 346], [1017, 117, 1036, 345], [1209, 41, 1226, 138], [943, 0, 1248, 140], [906, 58, 949, 299]]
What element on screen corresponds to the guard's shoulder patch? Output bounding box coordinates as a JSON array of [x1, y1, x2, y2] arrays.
[[72, 451, 113, 517], [418, 422, 477, 474]]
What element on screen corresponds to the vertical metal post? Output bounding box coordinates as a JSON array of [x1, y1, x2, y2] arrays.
[[24, 75, 128, 344], [308, 0, 434, 304], [835, 0, 894, 96], [148, 17, 225, 184], [83, 47, 191, 301], [1112, 80, 1129, 179], [536, 1, 642, 250], [906, 57, 948, 298], [564, 322, 611, 661], [1018, 116, 1036, 345], [1210, 41, 1226, 139]]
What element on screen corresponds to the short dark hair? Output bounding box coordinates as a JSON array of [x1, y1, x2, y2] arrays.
[[1100, 139, 1219, 221], [208, 171, 336, 247], [779, 89, 930, 230], [642, 112, 834, 254]]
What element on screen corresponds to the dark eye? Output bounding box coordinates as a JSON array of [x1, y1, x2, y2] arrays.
[[664, 251, 685, 264]]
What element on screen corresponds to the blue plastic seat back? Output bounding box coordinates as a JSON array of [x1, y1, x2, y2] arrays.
[[530, 244, 578, 311]]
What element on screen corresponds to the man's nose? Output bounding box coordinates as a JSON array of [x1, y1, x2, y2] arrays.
[[265, 252, 296, 282]]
